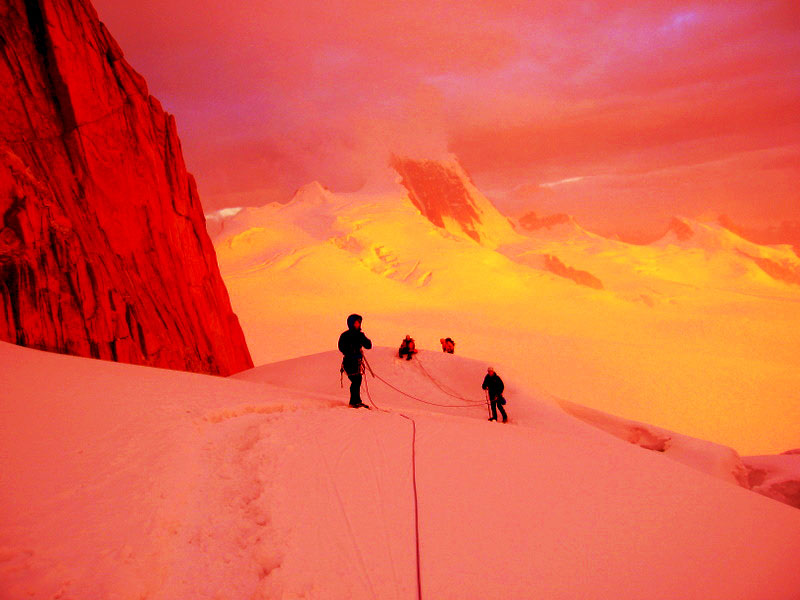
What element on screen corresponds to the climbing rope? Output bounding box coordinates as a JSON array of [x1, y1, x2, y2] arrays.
[[362, 370, 380, 411], [363, 356, 483, 409], [347, 351, 512, 597], [361, 364, 422, 600], [397, 411, 422, 600], [415, 358, 485, 405]]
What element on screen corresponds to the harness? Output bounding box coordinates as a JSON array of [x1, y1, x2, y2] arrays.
[[340, 352, 366, 386]]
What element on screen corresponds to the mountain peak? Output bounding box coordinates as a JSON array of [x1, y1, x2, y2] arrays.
[[390, 154, 516, 247], [666, 217, 695, 241], [719, 215, 800, 255], [289, 181, 333, 205], [654, 216, 771, 255]]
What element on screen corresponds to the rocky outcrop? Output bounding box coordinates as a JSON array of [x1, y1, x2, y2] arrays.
[[518, 211, 571, 232], [743, 453, 800, 510], [390, 155, 516, 248], [664, 217, 694, 242], [543, 255, 604, 290], [748, 255, 800, 286], [0, 0, 252, 374]]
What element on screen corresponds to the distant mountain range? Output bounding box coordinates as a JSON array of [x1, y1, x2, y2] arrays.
[[208, 155, 800, 456], [209, 155, 800, 296]]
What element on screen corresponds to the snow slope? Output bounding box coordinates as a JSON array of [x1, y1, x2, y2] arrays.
[[3, 340, 800, 599], [743, 453, 800, 509], [210, 185, 800, 455]]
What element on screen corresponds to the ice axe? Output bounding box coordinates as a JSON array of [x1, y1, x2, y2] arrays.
[[485, 389, 492, 420]]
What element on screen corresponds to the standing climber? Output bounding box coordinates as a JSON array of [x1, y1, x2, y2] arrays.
[[482, 366, 508, 423], [398, 335, 418, 360], [338, 313, 373, 408]]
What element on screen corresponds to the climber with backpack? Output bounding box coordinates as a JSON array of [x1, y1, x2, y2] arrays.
[[338, 313, 373, 408], [440, 337, 455, 353], [482, 366, 508, 423], [398, 334, 418, 360]]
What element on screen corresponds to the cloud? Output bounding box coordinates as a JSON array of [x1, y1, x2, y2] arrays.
[[93, 0, 800, 233], [539, 177, 588, 188]]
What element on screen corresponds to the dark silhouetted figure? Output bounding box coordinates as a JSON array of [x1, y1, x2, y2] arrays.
[[440, 337, 455, 353], [482, 366, 508, 423], [338, 313, 372, 407], [398, 335, 418, 360]]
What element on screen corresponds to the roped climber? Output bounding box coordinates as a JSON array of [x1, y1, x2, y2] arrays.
[[399, 335, 418, 361], [440, 337, 455, 353], [482, 366, 508, 423], [338, 313, 372, 408]]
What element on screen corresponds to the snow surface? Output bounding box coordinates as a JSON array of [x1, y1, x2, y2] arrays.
[[3, 340, 800, 599], [210, 186, 800, 455], [557, 399, 750, 486], [743, 453, 800, 510]]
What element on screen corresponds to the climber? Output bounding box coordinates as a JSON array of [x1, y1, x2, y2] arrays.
[[482, 366, 508, 423], [338, 313, 373, 408], [398, 335, 418, 360], [440, 337, 455, 354]]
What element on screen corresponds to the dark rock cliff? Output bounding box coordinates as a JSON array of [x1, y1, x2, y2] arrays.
[[0, 0, 253, 374]]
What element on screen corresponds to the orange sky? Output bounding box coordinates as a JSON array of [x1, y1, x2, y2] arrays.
[[93, 1, 799, 240]]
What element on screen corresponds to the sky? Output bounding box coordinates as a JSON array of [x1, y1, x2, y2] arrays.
[[92, 1, 799, 240]]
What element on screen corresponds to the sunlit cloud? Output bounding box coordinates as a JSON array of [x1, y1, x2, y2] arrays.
[[93, 0, 800, 237], [539, 176, 588, 189]]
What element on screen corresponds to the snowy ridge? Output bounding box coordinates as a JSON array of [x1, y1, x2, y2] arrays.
[[515, 210, 600, 243], [4, 340, 800, 598], [655, 216, 776, 253], [743, 454, 800, 509], [646, 216, 800, 289], [654, 216, 800, 280], [558, 399, 749, 486]]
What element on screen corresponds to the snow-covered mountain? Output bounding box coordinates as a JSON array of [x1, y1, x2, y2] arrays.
[[3, 339, 800, 599], [208, 171, 800, 456], [652, 216, 800, 286], [656, 216, 786, 254], [391, 154, 519, 248], [719, 214, 800, 255]]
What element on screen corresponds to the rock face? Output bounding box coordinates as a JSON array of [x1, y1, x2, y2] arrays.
[[390, 155, 516, 248], [518, 211, 571, 232], [745, 253, 800, 286], [543, 255, 604, 290], [664, 217, 695, 242], [0, 0, 252, 374]]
